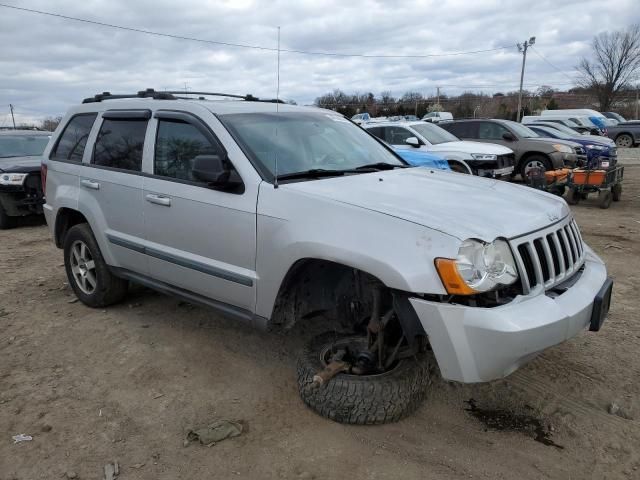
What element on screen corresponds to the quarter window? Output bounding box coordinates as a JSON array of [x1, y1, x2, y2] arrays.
[[92, 118, 148, 171], [51, 114, 97, 161], [154, 119, 222, 182]]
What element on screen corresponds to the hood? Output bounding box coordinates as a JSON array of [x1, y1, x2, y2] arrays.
[[429, 140, 513, 156], [0, 155, 42, 173], [523, 137, 581, 150], [284, 168, 569, 241]]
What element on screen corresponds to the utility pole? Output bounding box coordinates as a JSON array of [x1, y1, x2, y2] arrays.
[[9, 104, 16, 129], [635, 87, 639, 120], [516, 36, 536, 122], [436, 86, 440, 107]]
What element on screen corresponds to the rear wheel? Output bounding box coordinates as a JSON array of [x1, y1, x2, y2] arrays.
[[63, 223, 128, 307], [520, 155, 552, 180], [612, 183, 622, 201], [615, 134, 633, 148], [297, 332, 434, 424], [566, 187, 581, 205], [598, 190, 612, 209]]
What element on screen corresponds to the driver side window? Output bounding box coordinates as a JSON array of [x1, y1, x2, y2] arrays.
[[478, 122, 509, 140], [154, 119, 223, 182], [385, 127, 414, 145]]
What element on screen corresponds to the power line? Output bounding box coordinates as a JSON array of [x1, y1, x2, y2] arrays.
[[529, 46, 576, 83], [0, 3, 515, 59]]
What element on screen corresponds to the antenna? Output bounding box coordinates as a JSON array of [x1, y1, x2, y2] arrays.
[[274, 26, 281, 189]]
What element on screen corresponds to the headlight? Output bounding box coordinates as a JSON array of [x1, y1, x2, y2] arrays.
[[552, 144, 573, 154], [470, 153, 497, 161], [0, 173, 28, 186], [585, 144, 605, 150], [435, 239, 519, 295]]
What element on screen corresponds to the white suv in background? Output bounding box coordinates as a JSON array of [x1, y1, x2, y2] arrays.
[[364, 121, 515, 178]]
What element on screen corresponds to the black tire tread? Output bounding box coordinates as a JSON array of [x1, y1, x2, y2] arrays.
[[296, 332, 434, 425], [64, 223, 128, 307]]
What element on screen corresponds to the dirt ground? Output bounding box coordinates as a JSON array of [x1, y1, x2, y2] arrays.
[[1, 153, 639, 480]]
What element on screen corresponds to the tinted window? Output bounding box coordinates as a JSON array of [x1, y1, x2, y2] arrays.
[[92, 118, 148, 171], [478, 122, 510, 140], [384, 126, 414, 145], [51, 114, 97, 161], [442, 122, 471, 138], [154, 120, 221, 181], [366, 126, 384, 140], [0, 134, 50, 158]]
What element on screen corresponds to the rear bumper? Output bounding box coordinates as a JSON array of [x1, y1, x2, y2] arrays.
[[410, 246, 608, 383]]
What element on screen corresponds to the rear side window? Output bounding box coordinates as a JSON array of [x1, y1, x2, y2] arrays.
[[92, 118, 148, 171], [154, 119, 222, 181], [51, 114, 97, 161]]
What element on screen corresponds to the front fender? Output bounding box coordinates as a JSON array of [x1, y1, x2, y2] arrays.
[[254, 183, 458, 319]]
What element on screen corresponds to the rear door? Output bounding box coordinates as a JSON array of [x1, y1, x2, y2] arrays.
[[142, 110, 257, 313], [77, 110, 150, 274]]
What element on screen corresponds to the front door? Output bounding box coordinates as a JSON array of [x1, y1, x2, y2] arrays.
[[142, 111, 257, 313]]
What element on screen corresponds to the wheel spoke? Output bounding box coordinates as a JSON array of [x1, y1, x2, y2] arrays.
[[86, 271, 97, 289], [72, 247, 80, 265], [80, 243, 87, 261], [79, 275, 88, 291], [71, 265, 81, 276], [85, 260, 95, 271]]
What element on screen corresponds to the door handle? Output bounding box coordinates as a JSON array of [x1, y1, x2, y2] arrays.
[[145, 193, 172, 207], [80, 179, 100, 190]]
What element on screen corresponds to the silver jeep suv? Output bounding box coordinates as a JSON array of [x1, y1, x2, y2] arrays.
[[42, 89, 613, 425]]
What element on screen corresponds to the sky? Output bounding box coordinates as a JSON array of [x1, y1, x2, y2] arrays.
[[1, 0, 639, 126]]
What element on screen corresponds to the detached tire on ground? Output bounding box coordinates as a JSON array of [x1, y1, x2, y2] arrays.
[[63, 223, 128, 307], [296, 332, 434, 425]]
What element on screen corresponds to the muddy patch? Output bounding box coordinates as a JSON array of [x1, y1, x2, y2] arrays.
[[464, 399, 564, 450]]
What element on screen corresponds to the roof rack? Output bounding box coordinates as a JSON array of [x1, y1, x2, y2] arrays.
[[82, 88, 284, 104]]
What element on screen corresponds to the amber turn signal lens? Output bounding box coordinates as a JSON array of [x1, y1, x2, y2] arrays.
[[434, 258, 477, 295]]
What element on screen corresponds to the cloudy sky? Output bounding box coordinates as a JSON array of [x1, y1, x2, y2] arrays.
[[1, 0, 639, 125]]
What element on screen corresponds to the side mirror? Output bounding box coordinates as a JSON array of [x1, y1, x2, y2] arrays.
[[192, 154, 243, 190], [405, 136, 421, 148], [502, 132, 515, 141]]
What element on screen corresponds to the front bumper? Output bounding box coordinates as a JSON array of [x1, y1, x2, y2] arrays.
[[0, 174, 44, 216], [410, 247, 608, 383]]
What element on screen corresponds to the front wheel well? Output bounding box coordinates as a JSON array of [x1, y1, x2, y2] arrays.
[[270, 258, 426, 343], [54, 208, 89, 248]]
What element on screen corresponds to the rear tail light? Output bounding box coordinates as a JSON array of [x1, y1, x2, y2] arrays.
[[41, 162, 47, 196]]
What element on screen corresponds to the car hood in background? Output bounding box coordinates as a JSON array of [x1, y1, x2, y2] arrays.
[[284, 167, 568, 241], [427, 141, 513, 155], [0, 155, 42, 173]]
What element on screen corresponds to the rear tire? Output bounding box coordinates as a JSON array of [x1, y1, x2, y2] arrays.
[[566, 188, 581, 205], [598, 190, 612, 209], [615, 134, 633, 148], [63, 223, 128, 307], [297, 332, 434, 425], [612, 183, 622, 201], [0, 204, 16, 229]]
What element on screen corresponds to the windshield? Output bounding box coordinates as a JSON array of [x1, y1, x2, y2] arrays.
[[502, 120, 539, 138], [533, 126, 573, 139], [408, 123, 459, 144], [220, 112, 403, 179], [0, 134, 50, 158]]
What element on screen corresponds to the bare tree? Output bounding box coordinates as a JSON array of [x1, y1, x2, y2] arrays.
[[40, 116, 62, 132], [578, 24, 640, 111]]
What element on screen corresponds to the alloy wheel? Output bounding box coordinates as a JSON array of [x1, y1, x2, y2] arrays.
[[70, 240, 97, 294]]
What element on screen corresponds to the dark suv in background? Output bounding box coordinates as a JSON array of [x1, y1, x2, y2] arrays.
[[440, 119, 585, 178], [0, 130, 51, 228]]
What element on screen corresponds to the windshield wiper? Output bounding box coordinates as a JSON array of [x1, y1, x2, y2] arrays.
[[276, 169, 349, 181], [354, 162, 406, 171]]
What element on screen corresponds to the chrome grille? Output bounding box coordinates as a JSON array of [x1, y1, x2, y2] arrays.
[[510, 217, 585, 294]]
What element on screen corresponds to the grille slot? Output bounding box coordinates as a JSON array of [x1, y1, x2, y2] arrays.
[[511, 218, 585, 293]]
